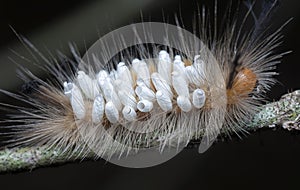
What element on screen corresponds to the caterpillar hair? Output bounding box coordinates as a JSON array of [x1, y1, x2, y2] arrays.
[[0, 0, 289, 164]]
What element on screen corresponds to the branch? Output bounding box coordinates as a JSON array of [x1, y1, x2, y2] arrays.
[[0, 90, 299, 173]]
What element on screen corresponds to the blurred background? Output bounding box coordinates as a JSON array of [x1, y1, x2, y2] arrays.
[[0, 0, 299, 189]]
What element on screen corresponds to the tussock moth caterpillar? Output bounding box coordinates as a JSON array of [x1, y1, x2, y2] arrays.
[[0, 0, 290, 167]]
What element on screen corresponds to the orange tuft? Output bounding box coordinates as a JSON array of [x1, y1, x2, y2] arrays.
[[227, 68, 257, 104], [183, 59, 192, 66]]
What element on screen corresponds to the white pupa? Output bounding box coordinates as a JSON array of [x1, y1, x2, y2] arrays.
[[132, 59, 151, 88], [155, 90, 172, 112], [151, 72, 173, 99], [177, 96, 192, 112], [173, 55, 186, 75], [137, 99, 153, 112], [185, 65, 200, 85], [105, 101, 119, 123], [117, 62, 133, 86], [192, 89, 206, 109], [63, 82, 86, 120], [122, 106, 137, 121], [135, 85, 155, 101], [77, 71, 100, 100], [97, 73, 122, 111], [172, 71, 189, 97], [92, 94, 105, 124], [157, 50, 172, 84]]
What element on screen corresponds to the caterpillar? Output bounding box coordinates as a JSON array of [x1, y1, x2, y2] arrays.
[[0, 0, 288, 167]]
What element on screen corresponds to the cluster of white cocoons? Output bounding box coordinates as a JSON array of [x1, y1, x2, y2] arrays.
[[63, 50, 206, 124]]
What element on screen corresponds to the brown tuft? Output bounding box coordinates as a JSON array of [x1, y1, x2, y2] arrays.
[[227, 68, 257, 104], [183, 59, 192, 66]]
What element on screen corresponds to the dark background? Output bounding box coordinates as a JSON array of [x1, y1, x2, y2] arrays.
[[0, 0, 299, 189]]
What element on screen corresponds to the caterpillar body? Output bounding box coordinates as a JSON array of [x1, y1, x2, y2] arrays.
[[0, 0, 287, 165]]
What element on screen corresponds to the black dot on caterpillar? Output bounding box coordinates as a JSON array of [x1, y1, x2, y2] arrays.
[[0, 0, 290, 167]]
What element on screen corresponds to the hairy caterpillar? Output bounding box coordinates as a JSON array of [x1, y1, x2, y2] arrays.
[[0, 0, 289, 167]]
